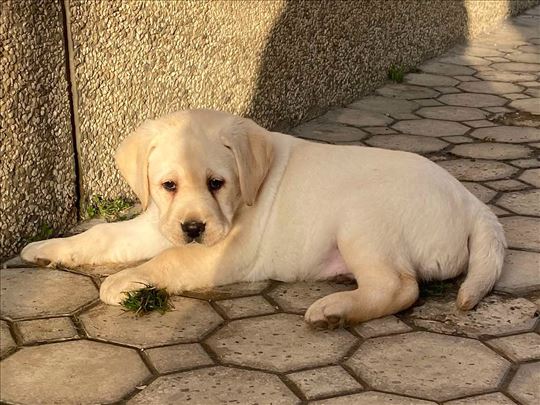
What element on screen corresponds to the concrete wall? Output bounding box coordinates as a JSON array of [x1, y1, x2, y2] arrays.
[[1, 0, 77, 260], [1, 0, 538, 259]]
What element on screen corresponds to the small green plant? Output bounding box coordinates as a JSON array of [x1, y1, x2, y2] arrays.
[[85, 195, 133, 221], [27, 224, 54, 243], [388, 65, 406, 83], [419, 280, 456, 298], [121, 285, 174, 316]]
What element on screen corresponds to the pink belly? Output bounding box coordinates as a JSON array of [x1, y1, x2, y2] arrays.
[[317, 247, 352, 279]]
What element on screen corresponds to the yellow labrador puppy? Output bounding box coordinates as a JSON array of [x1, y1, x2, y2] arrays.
[[22, 109, 506, 328]]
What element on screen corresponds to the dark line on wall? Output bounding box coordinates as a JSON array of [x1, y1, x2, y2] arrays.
[[60, 0, 83, 219]]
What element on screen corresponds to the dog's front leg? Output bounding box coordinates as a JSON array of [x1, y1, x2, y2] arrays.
[[20, 205, 172, 267], [99, 243, 246, 305]]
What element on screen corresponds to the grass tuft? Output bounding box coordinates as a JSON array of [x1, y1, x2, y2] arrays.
[[121, 285, 174, 316], [388, 65, 406, 83], [85, 195, 134, 221], [26, 224, 54, 243]]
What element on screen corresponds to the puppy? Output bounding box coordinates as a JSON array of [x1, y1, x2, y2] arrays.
[[21, 109, 506, 328]]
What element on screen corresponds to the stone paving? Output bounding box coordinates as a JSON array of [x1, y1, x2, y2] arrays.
[[1, 7, 540, 405]]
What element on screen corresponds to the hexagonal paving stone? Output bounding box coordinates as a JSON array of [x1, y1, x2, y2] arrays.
[[525, 88, 540, 97], [511, 158, 540, 168], [364, 126, 397, 135], [506, 52, 540, 63], [183, 280, 271, 300], [346, 331, 509, 402], [496, 250, 540, 294], [439, 93, 507, 107], [392, 119, 468, 137], [322, 108, 393, 128], [311, 392, 436, 404], [376, 83, 439, 99], [451, 143, 532, 160], [435, 86, 462, 94], [443, 135, 474, 143], [471, 126, 540, 143], [500, 216, 540, 251], [461, 182, 497, 203], [405, 73, 459, 87], [519, 44, 540, 53], [366, 135, 448, 153], [17, 317, 78, 344], [269, 281, 355, 314], [287, 365, 362, 400], [492, 62, 540, 72], [0, 340, 150, 404], [145, 343, 213, 374], [292, 121, 367, 143], [455, 46, 504, 57], [507, 362, 540, 405], [439, 55, 491, 66], [475, 70, 536, 82], [214, 295, 277, 319], [206, 313, 355, 372], [348, 96, 419, 117], [488, 333, 540, 362], [437, 159, 518, 181], [510, 98, 540, 114], [464, 119, 495, 128], [353, 315, 412, 338], [485, 179, 529, 191], [519, 168, 540, 187], [455, 75, 480, 82], [445, 392, 515, 405], [458, 81, 524, 94], [0, 268, 98, 319], [128, 366, 298, 404], [407, 295, 538, 337], [420, 61, 475, 76], [497, 189, 540, 216], [417, 106, 486, 121], [0, 321, 15, 357], [504, 92, 531, 100], [80, 298, 222, 348]]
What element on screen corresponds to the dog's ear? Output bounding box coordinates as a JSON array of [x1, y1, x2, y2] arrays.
[[222, 118, 274, 206], [115, 121, 156, 210]]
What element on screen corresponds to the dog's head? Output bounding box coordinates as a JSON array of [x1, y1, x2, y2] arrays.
[[115, 110, 273, 246]]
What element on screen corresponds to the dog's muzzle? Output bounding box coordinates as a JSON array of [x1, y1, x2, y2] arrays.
[[181, 220, 206, 243]]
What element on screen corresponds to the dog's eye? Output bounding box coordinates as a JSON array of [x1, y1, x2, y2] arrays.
[[162, 181, 177, 192], [208, 178, 224, 192]]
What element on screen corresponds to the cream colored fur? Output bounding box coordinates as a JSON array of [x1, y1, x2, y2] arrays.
[[21, 109, 506, 328]]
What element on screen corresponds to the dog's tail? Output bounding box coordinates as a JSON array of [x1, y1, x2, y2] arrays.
[[457, 206, 506, 310]]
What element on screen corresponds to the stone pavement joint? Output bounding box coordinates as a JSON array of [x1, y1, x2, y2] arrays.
[[1, 6, 540, 404]]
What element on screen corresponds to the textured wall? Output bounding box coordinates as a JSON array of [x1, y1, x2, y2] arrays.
[[1, 0, 538, 260], [1, 0, 77, 260], [69, 0, 538, 203]]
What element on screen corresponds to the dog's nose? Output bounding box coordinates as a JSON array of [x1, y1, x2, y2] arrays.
[[181, 221, 206, 239]]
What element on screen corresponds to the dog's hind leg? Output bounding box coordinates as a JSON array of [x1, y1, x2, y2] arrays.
[[305, 253, 418, 329]]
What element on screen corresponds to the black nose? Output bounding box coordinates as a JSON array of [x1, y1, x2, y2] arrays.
[[181, 221, 206, 239]]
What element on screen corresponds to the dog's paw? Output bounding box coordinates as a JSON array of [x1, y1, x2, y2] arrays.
[[100, 269, 150, 305], [305, 293, 355, 330], [20, 239, 70, 267]]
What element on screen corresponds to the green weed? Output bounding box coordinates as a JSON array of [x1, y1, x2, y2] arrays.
[[84, 195, 134, 221], [26, 224, 54, 243], [388, 65, 406, 83], [121, 285, 174, 316]]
